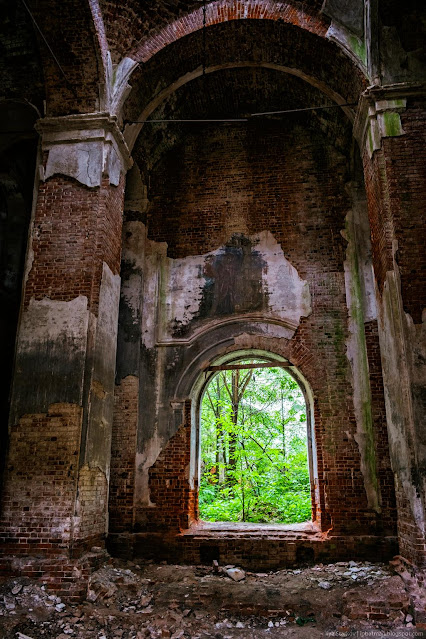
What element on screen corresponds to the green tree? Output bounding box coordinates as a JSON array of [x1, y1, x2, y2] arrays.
[[199, 362, 311, 523]]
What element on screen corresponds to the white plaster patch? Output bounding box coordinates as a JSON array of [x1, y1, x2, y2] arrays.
[[37, 114, 132, 188], [165, 255, 205, 328], [344, 209, 380, 512], [18, 295, 90, 348], [145, 231, 311, 346], [85, 264, 121, 472], [326, 21, 367, 71], [135, 432, 163, 508], [106, 144, 121, 186], [109, 56, 138, 115], [142, 240, 168, 349], [96, 262, 121, 361], [378, 270, 426, 531], [261, 231, 311, 324], [44, 141, 103, 188]]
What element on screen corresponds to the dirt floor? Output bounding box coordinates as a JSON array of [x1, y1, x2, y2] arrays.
[[1, 557, 425, 639]]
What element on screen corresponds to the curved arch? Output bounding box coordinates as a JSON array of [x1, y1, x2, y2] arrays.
[[122, 18, 366, 155], [129, 0, 329, 63], [124, 61, 355, 152]]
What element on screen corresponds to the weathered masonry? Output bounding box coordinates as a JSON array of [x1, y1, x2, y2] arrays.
[[0, 0, 425, 600]]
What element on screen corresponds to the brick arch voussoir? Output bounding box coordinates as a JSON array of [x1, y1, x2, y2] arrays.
[[129, 0, 329, 63], [122, 17, 366, 151]]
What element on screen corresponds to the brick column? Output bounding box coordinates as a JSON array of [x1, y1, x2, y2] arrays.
[[355, 84, 426, 567], [0, 113, 131, 596]]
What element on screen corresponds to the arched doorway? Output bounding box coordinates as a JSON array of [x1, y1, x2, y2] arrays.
[[190, 350, 319, 528]]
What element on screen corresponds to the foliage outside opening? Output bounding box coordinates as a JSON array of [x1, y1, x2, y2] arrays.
[[199, 361, 312, 524]]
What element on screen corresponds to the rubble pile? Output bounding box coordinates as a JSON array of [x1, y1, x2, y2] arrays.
[[0, 559, 424, 638]]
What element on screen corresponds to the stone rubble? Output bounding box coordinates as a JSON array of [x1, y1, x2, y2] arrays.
[[0, 558, 425, 638]]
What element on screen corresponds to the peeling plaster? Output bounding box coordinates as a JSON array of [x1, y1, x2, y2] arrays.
[[136, 233, 312, 512], [45, 142, 104, 187], [91, 380, 107, 400], [326, 22, 367, 72], [107, 55, 138, 116], [85, 263, 121, 473], [345, 228, 380, 512], [18, 295, 90, 345], [142, 231, 311, 348], [74, 463, 109, 538], [36, 114, 132, 188], [11, 295, 91, 423], [353, 90, 409, 160], [344, 208, 381, 513], [142, 239, 167, 349], [135, 432, 163, 508], [378, 269, 426, 536]]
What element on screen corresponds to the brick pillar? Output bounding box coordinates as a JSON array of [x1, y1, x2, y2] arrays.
[[0, 113, 131, 594], [355, 85, 426, 567]]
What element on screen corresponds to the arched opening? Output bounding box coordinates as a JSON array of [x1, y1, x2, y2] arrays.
[[199, 359, 311, 524], [109, 0, 397, 562], [190, 350, 319, 530]]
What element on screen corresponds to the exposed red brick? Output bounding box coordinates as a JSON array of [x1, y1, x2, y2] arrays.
[[129, 1, 329, 63], [137, 400, 198, 532], [24, 175, 125, 313], [109, 376, 139, 533], [0, 404, 83, 557]]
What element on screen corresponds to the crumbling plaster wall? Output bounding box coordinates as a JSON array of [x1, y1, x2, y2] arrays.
[[110, 120, 396, 541], [1, 126, 127, 562], [361, 98, 426, 566]]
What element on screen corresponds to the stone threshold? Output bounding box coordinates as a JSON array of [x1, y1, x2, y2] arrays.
[[180, 519, 322, 539]]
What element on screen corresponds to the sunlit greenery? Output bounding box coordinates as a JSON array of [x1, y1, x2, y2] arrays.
[[199, 362, 311, 523]]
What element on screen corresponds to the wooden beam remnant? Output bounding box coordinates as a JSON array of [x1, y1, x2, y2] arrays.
[[206, 362, 291, 372]]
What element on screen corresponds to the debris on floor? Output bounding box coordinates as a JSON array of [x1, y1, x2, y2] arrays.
[[1, 558, 425, 638]]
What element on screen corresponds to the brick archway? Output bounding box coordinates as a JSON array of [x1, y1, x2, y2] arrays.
[[191, 349, 319, 527], [128, 0, 329, 63], [122, 16, 367, 151]]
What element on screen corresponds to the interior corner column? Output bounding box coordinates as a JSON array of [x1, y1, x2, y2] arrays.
[[109, 166, 147, 544], [0, 113, 131, 559], [355, 85, 426, 567]]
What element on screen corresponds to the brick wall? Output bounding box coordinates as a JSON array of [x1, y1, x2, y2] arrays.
[[364, 320, 397, 533], [363, 150, 394, 295], [137, 401, 198, 532], [100, 0, 327, 64], [363, 99, 426, 312], [1, 171, 125, 592], [362, 100, 426, 566], [31, 0, 104, 116], [25, 175, 124, 313], [109, 376, 139, 533], [0, 404, 82, 556], [0, 3, 44, 109], [381, 100, 426, 323], [394, 476, 426, 567], [124, 19, 365, 128], [130, 1, 328, 63], [133, 120, 396, 537], [74, 465, 108, 553]]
